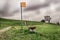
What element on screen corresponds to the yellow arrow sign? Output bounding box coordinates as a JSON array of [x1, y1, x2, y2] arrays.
[[20, 2, 26, 7]]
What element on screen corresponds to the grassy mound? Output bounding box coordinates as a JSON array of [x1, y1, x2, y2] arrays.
[[0, 18, 43, 29], [0, 18, 60, 40]]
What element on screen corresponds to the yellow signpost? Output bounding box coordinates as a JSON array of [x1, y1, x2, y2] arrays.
[[20, 2, 26, 32], [21, 2, 26, 7]]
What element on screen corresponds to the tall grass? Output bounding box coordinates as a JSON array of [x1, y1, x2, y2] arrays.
[[0, 18, 60, 40]]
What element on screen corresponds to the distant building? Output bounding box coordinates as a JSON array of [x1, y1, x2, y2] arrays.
[[44, 16, 51, 23]]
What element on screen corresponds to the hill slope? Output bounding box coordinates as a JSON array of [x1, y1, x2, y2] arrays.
[[0, 18, 60, 40]]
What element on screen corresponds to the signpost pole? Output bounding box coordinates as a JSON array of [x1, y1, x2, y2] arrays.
[[20, 3, 23, 32], [20, 2, 26, 32]]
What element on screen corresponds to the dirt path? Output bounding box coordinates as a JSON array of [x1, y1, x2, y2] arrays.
[[0, 26, 12, 34]]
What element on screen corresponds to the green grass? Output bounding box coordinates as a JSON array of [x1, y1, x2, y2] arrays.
[[0, 18, 43, 29], [0, 18, 60, 40]]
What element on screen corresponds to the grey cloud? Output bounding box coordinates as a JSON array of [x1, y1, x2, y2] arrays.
[[47, 0, 60, 3], [24, 0, 60, 11], [0, 0, 60, 24], [0, 0, 20, 17], [24, 3, 50, 11]]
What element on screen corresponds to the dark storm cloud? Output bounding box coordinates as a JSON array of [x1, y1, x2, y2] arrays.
[[47, 0, 60, 3], [0, 9, 19, 17], [24, 0, 60, 11], [0, 0, 20, 17], [56, 6, 60, 11], [24, 3, 49, 11]]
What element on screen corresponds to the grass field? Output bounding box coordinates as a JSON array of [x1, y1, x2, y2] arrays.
[[0, 18, 60, 40]]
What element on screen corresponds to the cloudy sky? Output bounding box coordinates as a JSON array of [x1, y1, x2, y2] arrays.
[[0, 0, 60, 23]]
